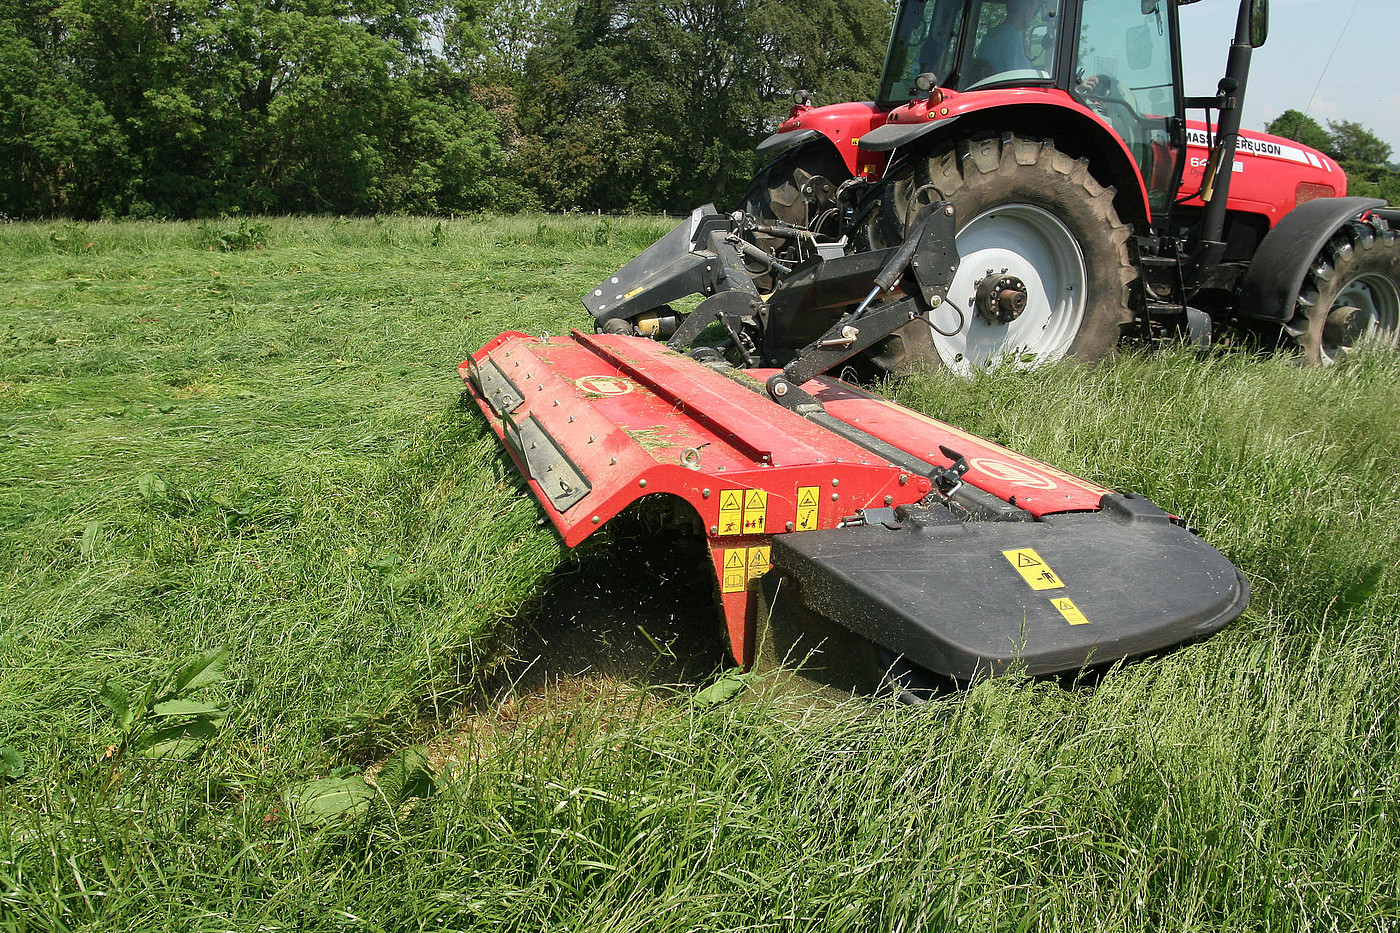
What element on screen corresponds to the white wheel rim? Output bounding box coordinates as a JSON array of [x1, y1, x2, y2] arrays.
[[1324, 272, 1400, 362], [925, 204, 1089, 374]]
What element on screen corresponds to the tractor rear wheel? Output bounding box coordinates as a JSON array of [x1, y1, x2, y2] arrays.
[[862, 134, 1137, 374], [1288, 215, 1400, 364]]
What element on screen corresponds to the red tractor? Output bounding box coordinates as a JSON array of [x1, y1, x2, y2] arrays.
[[589, 0, 1400, 373], [458, 0, 1400, 687]]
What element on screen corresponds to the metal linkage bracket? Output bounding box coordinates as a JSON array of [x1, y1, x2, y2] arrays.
[[767, 201, 958, 404]]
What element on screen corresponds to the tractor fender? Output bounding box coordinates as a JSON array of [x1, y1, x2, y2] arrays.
[[1236, 196, 1388, 323], [859, 99, 1152, 228], [756, 128, 823, 159], [857, 117, 962, 152]]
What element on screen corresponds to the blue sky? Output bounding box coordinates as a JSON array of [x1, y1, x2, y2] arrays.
[[1178, 0, 1400, 155]]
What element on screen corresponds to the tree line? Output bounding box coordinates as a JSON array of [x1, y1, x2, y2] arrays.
[[1265, 109, 1400, 203], [3, 0, 1396, 220], [0, 0, 889, 219]]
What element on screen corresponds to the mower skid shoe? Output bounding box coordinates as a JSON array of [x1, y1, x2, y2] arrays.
[[770, 493, 1249, 682]]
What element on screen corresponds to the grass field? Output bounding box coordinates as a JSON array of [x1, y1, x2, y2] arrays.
[[2, 216, 1398, 931]]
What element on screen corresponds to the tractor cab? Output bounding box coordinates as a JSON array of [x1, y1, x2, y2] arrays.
[[877, 0, 1184, 217]]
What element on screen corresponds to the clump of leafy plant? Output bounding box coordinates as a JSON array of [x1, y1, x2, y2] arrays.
[[96, 648, 229, 776], [48, 222, 92, 253], [194, 216, 268, 252], [283, 745, 439, 828]]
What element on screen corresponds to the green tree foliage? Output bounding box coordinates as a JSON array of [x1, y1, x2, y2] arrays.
[[0, 0, 891, 216], [0, 0, 516, 217], [1326, 119, 1393, 166], [1338, 161, 1400, 203], [1265, 109, 1332, 156], [514, 0, 891, 212]]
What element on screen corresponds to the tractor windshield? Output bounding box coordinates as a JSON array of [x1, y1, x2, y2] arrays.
[[877, 0, 968, 104], [877, 0, 1063, 104]]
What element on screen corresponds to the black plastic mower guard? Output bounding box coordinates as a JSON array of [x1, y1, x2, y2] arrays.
[[770, 493, 1248, 681], [583, 205, 752, 330]]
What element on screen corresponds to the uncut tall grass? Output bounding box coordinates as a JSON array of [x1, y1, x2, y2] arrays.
[[2, 217, 1398, 930]]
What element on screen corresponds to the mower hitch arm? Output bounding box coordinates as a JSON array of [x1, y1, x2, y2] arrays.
[[767, 201, 958, 400]]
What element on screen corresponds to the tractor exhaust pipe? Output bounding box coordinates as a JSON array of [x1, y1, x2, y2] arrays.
[[1198, 0, 1268, 249]]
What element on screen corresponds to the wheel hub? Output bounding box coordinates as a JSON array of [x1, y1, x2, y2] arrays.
[[1323, 305, 1367, 350], [974, 272, 1029, 324]]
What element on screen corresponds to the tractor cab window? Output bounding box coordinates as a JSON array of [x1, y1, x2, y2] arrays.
[[877, 0, 968, 105], [1074, 0, 1179, 215], [960, 0, 1061, 90]]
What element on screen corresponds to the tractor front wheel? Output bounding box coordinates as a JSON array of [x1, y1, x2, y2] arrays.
[[862, 134, 1137, 374], [1289, 215, 1400, 364]]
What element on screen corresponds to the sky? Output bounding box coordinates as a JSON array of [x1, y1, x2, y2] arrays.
[[1177, 0, 1400, 156]]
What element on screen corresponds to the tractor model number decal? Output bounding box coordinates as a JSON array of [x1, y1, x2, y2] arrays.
[[795, 486, 820, 531], [721, 546, 771, 593], [574, 375, 635, 396], [1051, 597, 1090, 626], [1002, 548, 1064, 590], [974, 458, 1058, 490]]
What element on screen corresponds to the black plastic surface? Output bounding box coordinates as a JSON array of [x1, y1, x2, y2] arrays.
[[1236, 196, 1386, 323], [770, 493, 1248, 681]]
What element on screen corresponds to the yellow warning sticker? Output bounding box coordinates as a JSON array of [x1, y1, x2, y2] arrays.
[[1051, 597, 1090, 626], [722, 548, 748, 593], [747, 546, 771, 582], [718, 489, 743, 536], [742, 489, 768, 534], [796, 485, 820, 531], [1002, 547, 1064, 590]]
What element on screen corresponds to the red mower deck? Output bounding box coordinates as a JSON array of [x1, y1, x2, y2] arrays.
[[463, 331, 1247, 679]]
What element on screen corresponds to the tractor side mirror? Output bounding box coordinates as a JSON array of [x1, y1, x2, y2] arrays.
[[1248, 0, 1269, 48]]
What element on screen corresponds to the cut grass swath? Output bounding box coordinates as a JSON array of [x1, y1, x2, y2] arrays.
[[0, 217, 1397, 931]]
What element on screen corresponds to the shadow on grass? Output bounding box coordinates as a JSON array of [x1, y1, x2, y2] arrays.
[[479, 521, 730, 701]]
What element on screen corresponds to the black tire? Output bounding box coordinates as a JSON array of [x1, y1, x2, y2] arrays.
[[861, 133, 1138, 374], [1287, 215, 1400, 364], [738, 143, 850, 293]]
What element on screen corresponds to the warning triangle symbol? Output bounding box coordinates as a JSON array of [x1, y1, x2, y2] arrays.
[[724, 550, 746, 569], [745, 489, 765, 509], [1054, 599, 1071, 610], [798, 488, 818, 506], [719, 490, 741, 510], [1016, 552, 1042, 568]]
